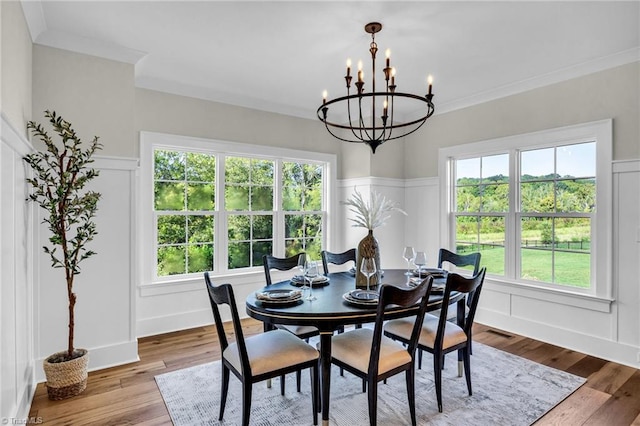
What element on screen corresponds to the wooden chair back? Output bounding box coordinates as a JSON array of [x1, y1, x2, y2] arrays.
[[321, 248, 356, 274], [262, 253, 305, 286], [437, 248, 481, 275], [369, 277, 433, 376], [435, 268, 486, 344], [204, 272, 250, 376]]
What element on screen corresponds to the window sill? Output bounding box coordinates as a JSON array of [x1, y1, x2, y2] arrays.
[[484, 276, 614, 313], [139, 270, 268, 297]]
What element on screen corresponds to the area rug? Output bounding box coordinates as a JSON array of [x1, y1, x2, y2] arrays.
[[155, 342, 585, 425]]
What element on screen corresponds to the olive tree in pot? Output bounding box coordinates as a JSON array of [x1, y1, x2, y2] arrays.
[[24, 110, 102, 400]]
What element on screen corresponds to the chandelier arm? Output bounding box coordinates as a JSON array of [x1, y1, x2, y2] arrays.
[[387, 94, 395, 140], [346, 96, 363, 142], [382, 117, 429, 142], [322, 120, 371, 144], [357, 94, 373, 142]]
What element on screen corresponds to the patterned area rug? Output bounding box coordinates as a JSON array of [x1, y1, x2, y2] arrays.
[[155, 342, 585, 425]]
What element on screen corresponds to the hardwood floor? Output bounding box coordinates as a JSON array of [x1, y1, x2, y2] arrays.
[[28, 320, 640, 425]]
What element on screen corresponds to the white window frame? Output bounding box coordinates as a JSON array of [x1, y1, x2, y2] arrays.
[[439, 120, 612, 303], [139, 131, 337, 287]]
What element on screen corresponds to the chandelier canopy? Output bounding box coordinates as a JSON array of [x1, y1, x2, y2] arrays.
[[317, 22, 435, 154]]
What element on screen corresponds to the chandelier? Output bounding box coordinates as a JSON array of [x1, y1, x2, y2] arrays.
[[317, 22, 435, 154]]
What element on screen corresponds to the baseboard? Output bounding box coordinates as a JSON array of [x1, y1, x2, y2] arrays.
[[137, 309, 214, 338], [476, 308, 640, 369], [34, 340, 139, 383], [15, 365, 36, 422]]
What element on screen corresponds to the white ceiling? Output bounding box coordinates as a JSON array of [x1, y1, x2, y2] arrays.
[[22, 1, 640, 121]]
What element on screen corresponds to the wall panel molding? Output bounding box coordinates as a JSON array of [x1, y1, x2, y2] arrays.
[[1, 113, 35, 421]]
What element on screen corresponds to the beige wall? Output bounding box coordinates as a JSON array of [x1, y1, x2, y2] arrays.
[[1, 1, 32, 135], [32, 45, 136, 157], [405, 62, 640, 178], [134, 88, 335, 155]]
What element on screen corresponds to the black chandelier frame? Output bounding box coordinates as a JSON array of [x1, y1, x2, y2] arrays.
[[317, 22, 435, 153]]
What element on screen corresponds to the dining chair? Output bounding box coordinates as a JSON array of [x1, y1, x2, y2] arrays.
[[321, 248, 363, 335], [204, 272, 319, 426], [384, 268, 486, 413], [321, 248, 356, 275], [263, 254, 320, 342], [413, 249, 482, 369], [328, 278, 433, 426], [263, 253, 320, 392], [437, 248, 481, 358]]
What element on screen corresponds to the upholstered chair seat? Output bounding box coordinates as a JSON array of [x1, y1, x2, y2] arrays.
[[330, 328, 412, 375], [279, 324, 320, 337], [384, 313, 467, 350], [224, 329, 320, 377]]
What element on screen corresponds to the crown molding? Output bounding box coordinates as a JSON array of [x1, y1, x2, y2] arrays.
[[21, 0, 146, 65], [437, 48, 640, 115]]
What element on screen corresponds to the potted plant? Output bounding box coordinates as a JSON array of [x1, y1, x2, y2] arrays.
[[24, 110, 102, 400], [343, 188, 406, 288]]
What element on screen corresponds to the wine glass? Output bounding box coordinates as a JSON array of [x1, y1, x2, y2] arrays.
[[414, 251, 427, 277], [297, 254, 309, 291], [402, 246, 415, 276], [360, 257, 377, 293], [304, 259, 318, 301]]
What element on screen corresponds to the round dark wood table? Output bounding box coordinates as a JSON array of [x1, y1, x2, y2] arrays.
[[246, 269, 463, 426]]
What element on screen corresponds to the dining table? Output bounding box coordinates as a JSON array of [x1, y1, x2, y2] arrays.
[[245, 268, 464, 426]]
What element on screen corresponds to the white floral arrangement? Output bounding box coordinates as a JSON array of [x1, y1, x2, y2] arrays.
[[343, 188, 407, 230]]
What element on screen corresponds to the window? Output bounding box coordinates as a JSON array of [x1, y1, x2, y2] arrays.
[[154, 150, 216, 276], [141, 133, 336, 283], [225, 157, 274, 269], [519, 144, 595, 287], [440, 120, 612, 297], [282, 162, 324, 257]]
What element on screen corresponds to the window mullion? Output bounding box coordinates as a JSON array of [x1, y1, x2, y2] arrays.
[[274, 159, 284, 256], [217, 154, 227, 274], [508, 147, 519, 280]]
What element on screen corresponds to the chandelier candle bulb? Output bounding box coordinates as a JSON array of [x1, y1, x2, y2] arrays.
[[391, 67, 396, 86], [385, 49, 390, 68], [346, 59, 351, 77], [322, 90, 327, 104], [428, 75, 433, 95]]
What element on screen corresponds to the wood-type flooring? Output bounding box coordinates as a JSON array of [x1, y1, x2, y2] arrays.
[[28, 320, 640, 425]]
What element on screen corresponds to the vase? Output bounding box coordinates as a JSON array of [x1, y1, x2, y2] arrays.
[[356, 230, 381, 289], [43, 348, 89, 400]]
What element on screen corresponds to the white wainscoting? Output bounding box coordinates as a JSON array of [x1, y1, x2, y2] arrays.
[[337, 177, 410, 271], [0, 114, 35, 421], [33, 156, 139, 382]]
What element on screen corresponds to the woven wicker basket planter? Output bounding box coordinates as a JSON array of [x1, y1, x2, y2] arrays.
[[43, 349, 89, 400]]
